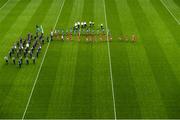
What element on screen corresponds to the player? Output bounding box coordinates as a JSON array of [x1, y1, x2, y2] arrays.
[[38, 46, 41, 53], [54, 29, 57, 39], [20, 57, 23, 64], [29, 51, 33, 58], [107, 29, 112, 42], [69, 28, 72, 41], [78, 30, 81, 42], [32, 57, 36, 64], [84, 22, 87, 28], [4, 56, 8, 64], [36, 51, 39, 58], [77, 22, 80, 29], [61, 34, 64, 41], [89, 21, 92, 27], [50, 29, 54, 41], [74, 22, 78, 30], [18, 59, 22, 68], [91, 29, 95, 42], [9, 51, 12, 58], [101, 28, 105, 41], [131, 34, 137, 43], [16, 50, 19, 58], [66, 29, 69, 40], [86, 29, 89, 42], [89, 29, 92, 42], [42, 39, 44, 44], [81, 22, 84, 28], [47, 36, 50, 42], [12, 57, 16, 64], [124, 35, 129, 42], [100, 24, 104, 30], [118, 36, 123, 41], [26, 43, 29, 48], [25, 57, 29, 65], [61, 30, 64, 41], [92, 22, 94, 27]]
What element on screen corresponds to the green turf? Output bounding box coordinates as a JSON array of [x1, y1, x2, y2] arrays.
[[0, 0, 180, 119], [173, 0, 180, 7], [0, 0, 7, 8]]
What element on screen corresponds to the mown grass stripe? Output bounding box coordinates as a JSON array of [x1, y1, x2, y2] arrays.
[[138, 0, 180, 85], [23, 0, 66, 118], [0, 0, 47, 118], [127, 0, 180, 118], [46, 0, 84, 118], [22, 0, 55, 35], [0, 0, 9, 10], [0, 0, 30, 44], [56, 0, 74, 28], [115, 0, 168, 118], [0, 0, 43, 118], [103, 0, 117, 119], [150, 0, 180, 46], [0, 1, 19, 24], [91, 0, 115, 118], [160, 0, 180, 25], [71, 43, 93, 118], [70, 0, 94, 118], [0, 0, 62, 118], [138, 0, 180, 117], [27, 0, 73, 118], [105, 0, 141, 118], [174, 0, 180, 7]]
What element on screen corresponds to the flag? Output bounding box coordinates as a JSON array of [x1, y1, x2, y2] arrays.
[[36, 25, 44, 33], [40, 25, 44, 34]]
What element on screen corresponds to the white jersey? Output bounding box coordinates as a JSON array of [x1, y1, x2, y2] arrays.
[[51, 31, 53, 36], [26, 43, 29, 48], [4, 56, 8, 60]]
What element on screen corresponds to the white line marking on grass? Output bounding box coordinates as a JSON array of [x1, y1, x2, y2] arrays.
[[160, 0, 180, 25], [21, 0, 65, 119], [103, 0, 117, 119], [0, 0, 9, 11]]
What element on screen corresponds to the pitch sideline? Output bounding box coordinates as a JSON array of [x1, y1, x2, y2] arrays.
[[160, 0, 180, 25], [103, 0, 117, 119], [21, 0, 66, 119]]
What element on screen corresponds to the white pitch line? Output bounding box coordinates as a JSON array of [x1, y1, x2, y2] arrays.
[[0, 0, 9, 11], [21, 0, 65, 119], [160, 0, 180, 25], [103, 0, 117, 119]]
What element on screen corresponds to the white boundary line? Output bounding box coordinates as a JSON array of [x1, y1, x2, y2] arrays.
[[160, 0, 180, 25], [103, 0, 117, 119], [0, 0, 9, 11], [21, 0, 65, 119]]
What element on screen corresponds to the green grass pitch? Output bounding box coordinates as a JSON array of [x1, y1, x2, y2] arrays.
[[0, 0, 180, 119]]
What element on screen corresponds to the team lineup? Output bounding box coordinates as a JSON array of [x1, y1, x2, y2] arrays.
[[4, 21, 138, 68], [0, 0, 180, 119]]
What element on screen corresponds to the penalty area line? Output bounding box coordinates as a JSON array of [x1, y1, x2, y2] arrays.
[[21, 0, 66, 119], [103, 0, 117, 119], [160, 0, 180, 25]]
